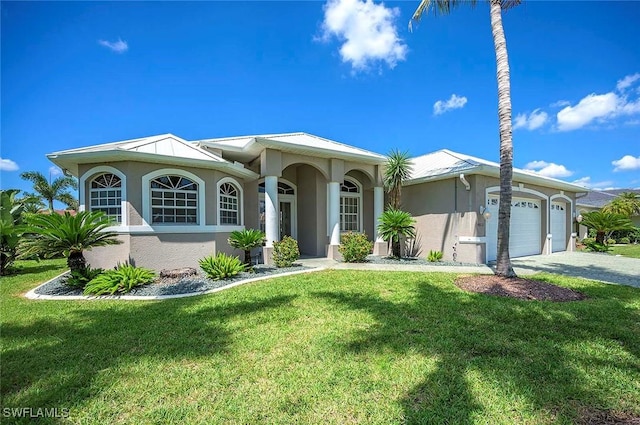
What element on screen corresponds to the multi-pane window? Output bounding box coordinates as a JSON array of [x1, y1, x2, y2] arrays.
[[219, 182, 239, 225], [150, 175, 198, 224], [258, 181, 295, 195], [90, 173, 122, 223], [340, 179, 360, 232]]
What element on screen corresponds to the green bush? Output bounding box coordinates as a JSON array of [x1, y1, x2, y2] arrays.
[[65, 266, 103, 288], [228, 229, 265, 266], [84, 264, 155, 295], [583, 239, 610, 253], [619, 237, 631, 244], [427, 250, 443, 262], [339, 232, 372, 263], [272, 236, 300, 268], [199, 252, 245, 280], [607, 238, 616, 245]]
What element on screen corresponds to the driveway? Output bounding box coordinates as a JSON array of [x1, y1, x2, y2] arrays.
[[511, 252, 640, 288]]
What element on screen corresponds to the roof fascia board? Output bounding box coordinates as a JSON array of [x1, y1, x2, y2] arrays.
[[255, 137, 386, 164]]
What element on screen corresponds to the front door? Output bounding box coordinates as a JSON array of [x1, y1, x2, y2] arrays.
[[280, 201, 292, 239]]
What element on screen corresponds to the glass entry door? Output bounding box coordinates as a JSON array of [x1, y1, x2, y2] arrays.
[[280, 201, 292, 239]]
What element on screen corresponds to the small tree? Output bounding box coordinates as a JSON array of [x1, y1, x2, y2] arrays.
[[580, 211, 634, 245], [384, 149, 412, 210], [228, 229, 266, 266], [0, 190, 25, 275], [20, 171, 78, 212], [22, 211, 121, 273], [603, 192, 640, 217], [377, 209, 416, 258]]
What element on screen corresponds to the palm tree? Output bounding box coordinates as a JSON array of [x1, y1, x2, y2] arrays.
[[16, 192, 46, 214], [228, 229, 266, 266], [384, 149, 412, 210], [410, 0, 521, 277], [377, 208, 416, 258], [22, 211, 121, 273], [20, 171, 78, 212], [603, 192, 640, 217], [1, 190, 26, 275], [581, 211, 634, 245]]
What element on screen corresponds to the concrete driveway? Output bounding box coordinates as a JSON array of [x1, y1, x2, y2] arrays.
[[511, 252, 640, 288]]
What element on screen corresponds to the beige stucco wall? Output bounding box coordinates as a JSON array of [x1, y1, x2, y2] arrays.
[[84, 234, 131, 270], [404, 175, 579, 264]]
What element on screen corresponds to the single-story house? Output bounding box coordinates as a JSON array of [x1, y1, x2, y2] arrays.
[[576, 189, 640, 238], [47, 132, 587, 270]]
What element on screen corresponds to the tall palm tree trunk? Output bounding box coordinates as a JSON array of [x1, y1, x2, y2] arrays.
[[490, 0, 516, 278]]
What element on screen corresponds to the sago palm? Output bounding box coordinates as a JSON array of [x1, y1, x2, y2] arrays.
[[228, 229, 266, 266], [384, 149, 412, 210], [22, 211, 121, 273], [410, 0, 521, 277], [20, 171, 78, 212], [377, 209, 416, 258], [580, 211, 634, 245]]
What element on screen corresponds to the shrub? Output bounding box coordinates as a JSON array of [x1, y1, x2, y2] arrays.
[[272, 236, 300, 268], [607, 238, 616, 245], [339, 232, 372, 263], [228, 229, 265, 266], [65, 266, 103, 288], [377, 208, 416, 258], [583, 239, 610, 253], [84, 264, 155, 295], [427, 250, 443, 262], [619, 237, 631, 244], [199, 252, 245, 280], [1, 189, 25, 275]]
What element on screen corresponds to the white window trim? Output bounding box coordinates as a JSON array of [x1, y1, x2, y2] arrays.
[[142, 169, 206, 228], [217, 176, 244, 226], [340, 177, 363, 233], [258, 178, 297, 239], [79, 166, 127, 227]]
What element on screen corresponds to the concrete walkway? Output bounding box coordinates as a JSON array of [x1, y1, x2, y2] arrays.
[[511, 251, 640, 288], [299, 252, 640, 288]]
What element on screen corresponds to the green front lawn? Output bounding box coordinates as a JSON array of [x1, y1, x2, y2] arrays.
[[1, 261, 639, 424], [609, 244, 640, 258]]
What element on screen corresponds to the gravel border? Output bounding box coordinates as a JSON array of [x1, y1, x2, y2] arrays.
[[29, 264, 316, 300], [360, 255, 482, 267]]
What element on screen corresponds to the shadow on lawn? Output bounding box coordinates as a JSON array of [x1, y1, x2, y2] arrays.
[[315, 278, 640, 424], [1, 294, 297, 415]]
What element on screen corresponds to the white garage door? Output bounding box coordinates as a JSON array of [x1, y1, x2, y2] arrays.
[[551, 202, 567, 252], [486, 196, 542, 262]]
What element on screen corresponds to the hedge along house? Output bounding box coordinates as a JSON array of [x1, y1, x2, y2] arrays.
[[403, 149, 587, 264], [47, 133, 388, 270]]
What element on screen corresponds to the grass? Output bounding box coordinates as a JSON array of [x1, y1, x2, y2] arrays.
[[1, 260, 639, 424], [609, 244, 640, 258]]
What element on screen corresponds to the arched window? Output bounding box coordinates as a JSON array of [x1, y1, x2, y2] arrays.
[[90, 173, 122, 223], [150, 175, 198, 224], [219, 182, 239, 225], [340, 178, 362, 232]]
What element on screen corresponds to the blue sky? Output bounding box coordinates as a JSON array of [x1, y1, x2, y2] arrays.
[[2, 0, 639, 204]]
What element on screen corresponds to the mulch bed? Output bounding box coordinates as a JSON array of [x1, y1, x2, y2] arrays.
[[575, 407, 640, 425], [455, 275, 586, 302]]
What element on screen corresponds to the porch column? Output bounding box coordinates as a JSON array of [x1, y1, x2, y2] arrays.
[[372, 186, 387, 255], [264, 175, 279, 247], [327, 181, 341, 259]]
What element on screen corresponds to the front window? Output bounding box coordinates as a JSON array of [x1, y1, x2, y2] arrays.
[[219, 182, 239, 225], [90, 173, 122, 223], [340, 179, 361, 232], [150, 175, 198, 224]]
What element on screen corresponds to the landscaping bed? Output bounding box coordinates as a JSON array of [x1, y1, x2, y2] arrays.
[[363, 255, 482, 267], [33, 264, 311, 297]]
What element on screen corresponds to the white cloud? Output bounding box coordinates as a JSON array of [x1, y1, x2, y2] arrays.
[[616, 73, 640, 92], [572, 176, 616, 190], [0, 157, 19, 171], [513, 109, 548, 130], [524, 160, 573, 178], [433, 94, 467, 115], [319, 0, 407, 72], [49, 166, 62, 177], [98, 38, 128, 53], [612, 155, 640, 172], [550, 100, 571, 108]]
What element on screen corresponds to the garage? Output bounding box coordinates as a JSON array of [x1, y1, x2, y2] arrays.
[[485, 195, 542, 262], [551, 202, 567, 252]]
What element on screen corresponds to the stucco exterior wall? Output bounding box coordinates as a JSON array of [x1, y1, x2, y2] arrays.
[[84, 234, 131, 270]]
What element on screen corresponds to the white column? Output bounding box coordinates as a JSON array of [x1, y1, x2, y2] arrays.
[[264, 175, 279, 247], [328, 181, 340, 246], [373, 186, 384, 241]]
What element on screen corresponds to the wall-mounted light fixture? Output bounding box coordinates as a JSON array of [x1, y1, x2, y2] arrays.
[[479, 206, 491, 220], [575, 214, 583, 223]]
